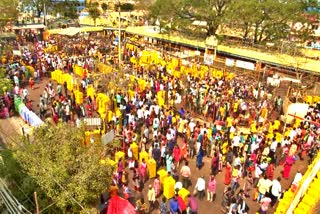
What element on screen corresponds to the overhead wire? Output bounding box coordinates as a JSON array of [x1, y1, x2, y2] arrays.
[[0, 178, 33, 214], [0, 189, 17, 214], [0, 182, 23, 213]]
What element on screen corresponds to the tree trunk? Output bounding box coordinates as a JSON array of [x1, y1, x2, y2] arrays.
[[258, 25, 267, 43], [207, 24, 218, 36], [253, 22, 259, 44], [37, 9, 42, 18], [242, 22, 250, 42]]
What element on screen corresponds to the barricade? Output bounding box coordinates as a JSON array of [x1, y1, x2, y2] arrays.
[[139, 151, 149, 163], [157, 169, 168, 184], [163, 176, 175, 199], [74, 90, 83, 105], [130, 143, 139, 160], [147, 159, 156, 178]]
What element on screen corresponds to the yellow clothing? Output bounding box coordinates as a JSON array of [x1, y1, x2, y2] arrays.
[[178, 120, 186, 133], [219, 107, 225, 118], [250, 123, 257, 133], [274, 120, 280, 130], [261, 108, 268, 118], [222, 141, 228, 154], [233, 103, 239, 112], [232, 168, 239, 177], [268, 124, 274, 134], [227, 117, 233, 128], [172, 116, 177, 124]]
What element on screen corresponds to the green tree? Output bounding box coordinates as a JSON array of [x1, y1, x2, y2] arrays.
[[0, 149, 59, 213], [147, 0, 178, 33], [101, 3, 108, 12], [149, 0, 232, 36], [22, 0, 51, 18], [120, 3, 134, 12], [88, 2, 101, 26], [14, 123, 116, 212], [0, 67, 13, 95], [53, 0, 79, 20], [227, 0, 310, 44], [0, 0, 18, 27]]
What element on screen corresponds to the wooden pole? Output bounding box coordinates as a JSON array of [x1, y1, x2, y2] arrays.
[[34, 192, 40, 214]]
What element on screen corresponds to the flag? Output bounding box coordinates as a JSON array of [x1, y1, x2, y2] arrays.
[[107, 196, 135, 214]]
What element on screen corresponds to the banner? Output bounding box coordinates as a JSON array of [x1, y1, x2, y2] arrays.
[[101, 130, 115, 145], [225, 58, 235, 67], [204, 53, 214, 65], [235, 60, 255, 70], [83, 117, 101, 126]]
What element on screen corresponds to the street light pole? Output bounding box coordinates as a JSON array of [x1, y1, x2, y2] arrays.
[[118, 3, 121, 70]]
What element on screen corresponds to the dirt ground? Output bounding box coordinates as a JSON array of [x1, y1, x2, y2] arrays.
[[18, 76, 316, 214]]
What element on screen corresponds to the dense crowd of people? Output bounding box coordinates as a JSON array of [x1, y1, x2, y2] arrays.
[[1, 31, 320, 214]]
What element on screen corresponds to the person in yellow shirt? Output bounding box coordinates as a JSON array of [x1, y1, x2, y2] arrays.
[[233, 102, 239, 115], [172, 114, 177, 125], [226, 116, 233, 128], [257, 175, 272, 202], [219, 106, 225, 121], [268, 121, 274, 134]]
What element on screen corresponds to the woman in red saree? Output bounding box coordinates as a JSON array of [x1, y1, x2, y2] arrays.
[[224, 162, 232, 185], [180, 140, 188, 161], [173, 145, 181, 167], [282, 155, 295, 179]]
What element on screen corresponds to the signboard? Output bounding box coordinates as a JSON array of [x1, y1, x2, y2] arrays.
[[101, 130, 115, 145], [84, 118, 101, 126], [235, 60, 255, 70], [13, 50, 21, 56], [204, 53, 214, 65], [225, 58, 235, 67]]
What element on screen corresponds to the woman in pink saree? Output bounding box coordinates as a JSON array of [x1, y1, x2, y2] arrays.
[[140, 159, 147, 183], [153, 175, 161, 197], [282, 155, 295, 179]]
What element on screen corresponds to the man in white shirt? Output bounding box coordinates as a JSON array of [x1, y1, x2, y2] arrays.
[[189, 120, 196, 133], [270, 138, 278, 153], [127, 113, 135, 124], [270, 177, 282, 207], [144, 109, 150, 120], [270, 138, 278, 159], [292, 170, 303, 186], [200, 125, 208, 135], [166, 130, 174, 142], [232, 134, 240, 148], [289, 128, 297, 140], [137, 108, 143, 119], [281, 137, 290, 147], [196, 141, 201, 154], [154, 105, 160, 115], [195, 176, 206, 200]]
